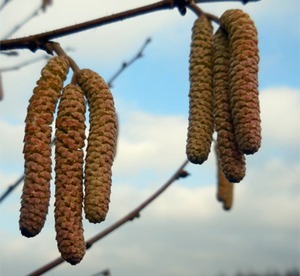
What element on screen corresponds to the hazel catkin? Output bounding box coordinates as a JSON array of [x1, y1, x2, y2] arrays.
[[77, 69, 118, 224], [213, 26, 246, 183], [220, 9, 261, 154], [215, 142, 234, 211], [186, 15, 214, 164], [54, 84, 86, 265], [20, 56, 69, 237]]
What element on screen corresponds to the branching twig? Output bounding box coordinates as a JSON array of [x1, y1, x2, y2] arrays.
[[0, 0, 259, 52], [107, 37, 151, 87], [26, 159, 189, 276], [0, 37, 151, 204], [2, 5, 42, 40]]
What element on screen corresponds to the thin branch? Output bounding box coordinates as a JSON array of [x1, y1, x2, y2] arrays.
[[2, 5, 42, 40], [0, 55, 49, 72], [0, 0, 11, 12], [26, 159, 189, 276], [0, 37, 151, 204], [0, 0, 259, 52], [107, 37, 151, 87]]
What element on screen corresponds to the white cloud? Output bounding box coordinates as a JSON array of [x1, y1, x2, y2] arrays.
[[260, 87, 300, 147], [114, 111, 187, 177]]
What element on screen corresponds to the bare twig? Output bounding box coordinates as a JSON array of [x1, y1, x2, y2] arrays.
[[26, 159, 189, 276], [0, 0, 11, 12], [2, 5, 42, 40], [0, 37, 151, 204], [0, 55, 49, 72], [0, 0, 259, 52], [107, 37, 151, 87]]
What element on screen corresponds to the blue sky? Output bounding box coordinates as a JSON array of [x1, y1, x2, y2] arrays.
[[0, 0, 299, 275]]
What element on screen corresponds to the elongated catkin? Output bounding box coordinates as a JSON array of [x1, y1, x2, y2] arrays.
[[215, 142, 234, 211], [186, 15, 214, 164], [220, 9, 261, 154], [54, 84, 86, 265], [77, 69, 118, 223], [20, 56, 69, 237], [213, 27, 246, 183]]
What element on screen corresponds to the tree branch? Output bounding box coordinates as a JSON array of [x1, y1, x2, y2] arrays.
[[26, 159, 189, 276], [0, 0, 259, 52]]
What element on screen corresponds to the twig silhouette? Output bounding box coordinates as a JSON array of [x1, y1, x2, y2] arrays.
[[27, 159, 189, 276], [0, 0, 259, 52], [2, 5, 42, 40], [0, 37, 151, 204], [0, 55, 49, 72], [108, 37, 151, 87], [0, 0, 11, 12]]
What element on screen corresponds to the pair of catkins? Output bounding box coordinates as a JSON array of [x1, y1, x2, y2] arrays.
[[186, 9, 261, 209], [19, 56, 118, 264]]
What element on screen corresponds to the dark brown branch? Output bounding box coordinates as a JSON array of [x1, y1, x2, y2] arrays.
[[0, 0, 259, 52], [0, 1, 172, 52], [27, 159, 189, 276]]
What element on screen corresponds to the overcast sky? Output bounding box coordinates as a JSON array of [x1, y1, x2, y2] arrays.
[[0, 0, 299, 275]]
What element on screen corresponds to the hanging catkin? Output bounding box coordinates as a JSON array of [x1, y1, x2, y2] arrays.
[[186, 15, 214, 164], [220, 9, 261, 154], [20, 56, 69, 237], [215, 142, 234, 211], [213, 27, 246, 183], [54, 84, 86, 265], [77, 69, 118, 223]]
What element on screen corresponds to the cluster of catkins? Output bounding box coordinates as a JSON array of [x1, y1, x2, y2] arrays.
[[186, 9, 261, 210], [19, 56, 118, 265]]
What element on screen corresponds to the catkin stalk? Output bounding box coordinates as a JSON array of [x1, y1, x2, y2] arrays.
[[186, 15, 214, 164], [77, 69, 118, 223], [20, 56, 69, 237], [54, 84, 86, 265]]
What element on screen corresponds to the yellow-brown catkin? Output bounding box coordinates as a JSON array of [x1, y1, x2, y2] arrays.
[[20, 56, 69, 237], [213, 27, 246, 183], [186, 15, 214, 164], [54, 84, 86, 265], [220, 9, 261, 154], [215, 143, 234, 211], [77, 69, 118, 223]]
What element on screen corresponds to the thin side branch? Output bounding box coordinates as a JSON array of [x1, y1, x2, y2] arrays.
[[2, 5, 41, 40], [26, 159, 189, 276], [108, 37, 151, 87]]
